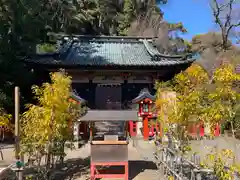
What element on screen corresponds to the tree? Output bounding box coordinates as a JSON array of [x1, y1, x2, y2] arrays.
[[201, 149, 240, 180], [21, 71, 80, 178], [0, 108, 12, 142], [191, 32, 240, 77], [203, 63, 240, 136], [118, 0, 137, 35], [190, 0, 240, 74], [156, 64, 209, 140], [0, 0, 188, 113], [156, 63, 240, 141], [128, 0, 188, 54], [210, 0, 240, 50]]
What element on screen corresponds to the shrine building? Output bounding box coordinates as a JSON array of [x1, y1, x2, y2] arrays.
[[26, 35, 195, 140]]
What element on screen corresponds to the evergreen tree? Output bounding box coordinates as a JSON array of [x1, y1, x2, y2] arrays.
[[118, 0, 136, 35]]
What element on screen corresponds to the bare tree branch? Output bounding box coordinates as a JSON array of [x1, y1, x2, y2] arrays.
[[210, 0, 240, 50]]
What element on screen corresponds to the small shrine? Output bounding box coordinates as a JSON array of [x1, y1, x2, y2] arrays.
[[79, 109, 138, 180], [131, 88, 158, 140]]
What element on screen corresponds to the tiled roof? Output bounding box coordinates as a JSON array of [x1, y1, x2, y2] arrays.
[[28, 36, 195, 67], [79, 110, 138, 121]]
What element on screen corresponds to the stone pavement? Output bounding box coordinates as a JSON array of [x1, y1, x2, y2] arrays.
[[131, 137, 157, 161]]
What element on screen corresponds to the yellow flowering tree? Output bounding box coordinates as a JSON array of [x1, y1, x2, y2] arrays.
[[156, 62, 240, 179], [156, 64, 209, 140], [156, 62, 240, 140], [201, 149, 240, 180], [203, 64, 240, 136], [0, 108, 12, 141], [21, 70, 80, 174]]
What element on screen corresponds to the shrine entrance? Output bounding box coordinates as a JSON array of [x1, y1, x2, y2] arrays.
[[78, 122, 89, 140], [95, 84, 122, 109]]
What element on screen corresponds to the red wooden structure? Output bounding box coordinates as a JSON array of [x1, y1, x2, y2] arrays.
[[129, 121, 137, 137], [131, 89, 156, 140], [80, 110, 138, 180], [214, 123, 220, 137], [199, 123, 205, 137], [188, 121, 221, 138]]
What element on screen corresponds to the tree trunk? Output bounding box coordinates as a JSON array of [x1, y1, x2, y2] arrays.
[[46, 105, 55, 180], [222, 30, 228, 51], [46, 143, 52, 167], [59, 141, 65, 165]]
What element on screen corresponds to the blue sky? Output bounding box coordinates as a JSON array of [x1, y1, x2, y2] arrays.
[[160, 0, 215, 40]]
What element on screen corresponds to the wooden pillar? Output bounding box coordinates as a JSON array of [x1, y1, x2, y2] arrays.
[[89, 122, 93, 141], [125, 162, 129, 180], [214, 123, 220, 137], [159, 122, 163, 137], [90, 164, 95, 180], [199, 122, 204, 137], [143, 116, 149, 140]]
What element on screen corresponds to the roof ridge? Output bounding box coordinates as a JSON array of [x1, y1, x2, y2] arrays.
[[142, 39, 191, 59], [47, 32, 156, 40], [58, 39, 75, 60]]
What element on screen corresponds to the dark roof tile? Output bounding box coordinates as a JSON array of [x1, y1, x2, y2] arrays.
[[28, 36, 195, 67]]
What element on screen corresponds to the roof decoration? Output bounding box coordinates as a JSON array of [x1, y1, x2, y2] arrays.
[[132, 88, 155, 103], [27, 35, 195, 67]]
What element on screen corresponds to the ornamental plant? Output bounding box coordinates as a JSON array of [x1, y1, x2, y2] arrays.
[[156, 63, 240, 141], [0, 108, 12, 141], [201, 148, 240, 180], [21, 70, 81, 179]]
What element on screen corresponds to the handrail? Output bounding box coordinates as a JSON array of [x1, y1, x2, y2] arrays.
[[153, 143, 218, 180], [154, 142, 240, 180]]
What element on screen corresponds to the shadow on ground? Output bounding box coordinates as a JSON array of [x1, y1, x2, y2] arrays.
[[52, 157, 90, 180], [54, 159, 158, 180], [18, 157, 91, 180], [53, 159, 157, 180], [129, 160, 158, 180], [3, 158, 158, 180]]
